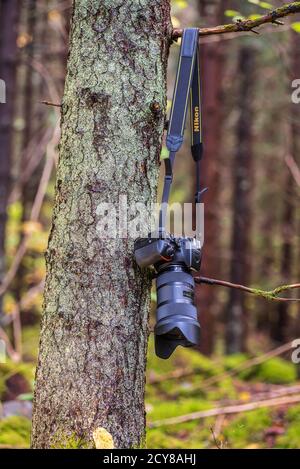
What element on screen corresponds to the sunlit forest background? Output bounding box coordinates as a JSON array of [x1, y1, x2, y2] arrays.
[[0, 0, 300, 448]]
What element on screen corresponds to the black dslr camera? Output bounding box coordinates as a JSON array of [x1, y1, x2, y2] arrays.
[[134, 235, 201, 359], [134, 28, 204, 359]]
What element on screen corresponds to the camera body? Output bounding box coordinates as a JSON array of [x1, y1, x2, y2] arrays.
[[134, 235, 201, 359], [134, 235, 201, 272]]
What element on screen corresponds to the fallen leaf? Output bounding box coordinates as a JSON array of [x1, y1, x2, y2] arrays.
[[93, 427, 114, 449]]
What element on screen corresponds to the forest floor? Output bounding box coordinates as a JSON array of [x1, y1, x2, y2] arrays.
[[0, 326, 300, 449]]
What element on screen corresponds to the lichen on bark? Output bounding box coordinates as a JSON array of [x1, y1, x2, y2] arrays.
[[31, 0, 171, 449]]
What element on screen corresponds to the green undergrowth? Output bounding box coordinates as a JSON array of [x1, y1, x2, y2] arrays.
[[251, 358, 297, 384], [223, 408, 272, 449], [0, 333, 299, 449], [275, 404, 300, 448], [223, 354, 297, 383], [146, 341, 300, 449], [0, 416, 31, 448]]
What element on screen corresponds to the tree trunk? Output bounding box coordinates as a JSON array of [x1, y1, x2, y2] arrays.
[[272, 30, 299, 344], [255, 122, 279, 335], [195, 0, 227, 355], [15, 0, 69, 319], [31, 0, 171, 449], [14, 0, 37, 310], [225, 45, 254, 354], [0, 0, 20, 317]]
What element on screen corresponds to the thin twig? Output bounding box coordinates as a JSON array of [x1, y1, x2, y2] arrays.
[[193, 342, 293, 392], [0, 327, 20, 363], [149, 394, 300, 428], [245, 384, 300, 402], [30, 59, 61, 119], [285, 153, 300, 187], [195, 276, 300, 302], [0, 124, 60, 297], [1, 280, 45, 327], [0, 280, 44, 362], [12, 304, 22, 359], [9, 127, 54, 204], [148, 366, 194, 384], [40, 100, 62, 108], [172, 2, 300, 38], [210, 427, 222, 449]]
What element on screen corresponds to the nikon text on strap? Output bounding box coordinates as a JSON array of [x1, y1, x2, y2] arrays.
[[159, 28, 205, 235]]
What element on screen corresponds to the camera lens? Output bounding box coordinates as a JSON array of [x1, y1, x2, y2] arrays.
[[154, 265, 201, 359]]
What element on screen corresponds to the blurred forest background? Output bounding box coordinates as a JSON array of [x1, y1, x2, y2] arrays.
[[0, 0, 300, 449]]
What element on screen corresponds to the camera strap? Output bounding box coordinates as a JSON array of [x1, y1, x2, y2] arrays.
[[159, 28, 205, 234]]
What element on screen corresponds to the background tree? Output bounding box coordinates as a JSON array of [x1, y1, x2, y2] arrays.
[[225, 44, 255, 354], [194, 0, 228, 355], [271, 27, 300, 344]]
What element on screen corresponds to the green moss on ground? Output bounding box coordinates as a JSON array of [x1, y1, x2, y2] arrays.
[[206, 377, 238, 401], [238, 358, 297, 384], [147, 425, 213, 449], [146, 349, 299, 449], [275, 404, 300, 448], [284, 403, 300, 422], [147, 397, 211, 424], [0, 339, 298, 449], [254, 358, 297, 384], [146, 340, 225, 402], [147, 339, 222, 380], [223, 408, 272, 449], [224, 355, 297, 384], [223, 353, 249, 371], [0, 416, 31, 448], [173, 347, 222, 378], [275, 421, 300, 449]]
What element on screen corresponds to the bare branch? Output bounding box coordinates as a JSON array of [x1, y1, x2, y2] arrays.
[[149, 393, 300, 428], [0, 327, 21, 362], [173, 2, 300, 39], [1, 280, 45, 327], [12, 304, 22, 359], [191, 342, 293, 392], [195, 276, 300, 302]]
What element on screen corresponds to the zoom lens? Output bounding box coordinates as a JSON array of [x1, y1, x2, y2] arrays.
[[154, 265, 201, 359]]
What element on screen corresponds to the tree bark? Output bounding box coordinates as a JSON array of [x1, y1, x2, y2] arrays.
[[0, 0, 20, 317], [225, 45, 255, 354], [31, 0, 171, 449]]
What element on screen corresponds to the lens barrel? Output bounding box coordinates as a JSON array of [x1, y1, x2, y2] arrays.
[[155, 264, 201, 359]]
